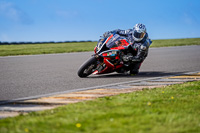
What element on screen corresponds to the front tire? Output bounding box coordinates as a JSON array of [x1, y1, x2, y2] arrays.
[[77, 56, 97, 78]]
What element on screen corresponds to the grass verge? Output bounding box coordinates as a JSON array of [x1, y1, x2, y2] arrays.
[[0, 42, 96, 56], [0, 81, 200, 133], [0, 38, 200, 56], [151, 38, 200, 47]]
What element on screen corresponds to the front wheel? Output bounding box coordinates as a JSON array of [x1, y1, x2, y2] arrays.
[[77, 56, 97, 78]]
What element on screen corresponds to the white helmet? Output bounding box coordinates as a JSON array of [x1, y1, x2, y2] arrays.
[[132, 23, 146, 42]]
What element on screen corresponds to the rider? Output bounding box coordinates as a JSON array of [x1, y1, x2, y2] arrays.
[[102, 23, 152, 74]]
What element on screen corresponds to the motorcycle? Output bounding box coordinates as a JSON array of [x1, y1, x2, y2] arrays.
[[77, 33, 139, 78]]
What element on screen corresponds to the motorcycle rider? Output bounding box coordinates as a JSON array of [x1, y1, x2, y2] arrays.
[[102, 23, 152, 74]]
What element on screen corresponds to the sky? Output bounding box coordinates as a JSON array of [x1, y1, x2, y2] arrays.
[[0, 0, 200, 42]]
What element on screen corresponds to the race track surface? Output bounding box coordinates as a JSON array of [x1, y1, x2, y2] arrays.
[[0, 45, 200, 101]]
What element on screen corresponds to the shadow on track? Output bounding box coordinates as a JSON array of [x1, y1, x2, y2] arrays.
[[88, 71, 185, 79], [0, 100, 15, 105]]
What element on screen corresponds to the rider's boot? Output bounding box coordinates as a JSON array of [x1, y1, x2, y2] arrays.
[[130, 62, 142, 75]]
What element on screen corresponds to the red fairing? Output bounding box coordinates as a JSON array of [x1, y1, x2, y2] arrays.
[[102, 53, 107, 57], [110, 39, 129, 50], [97, 58, 115, 74], [110, 46, 125, 50], [104, 59, 114, 68], [115, 55, 120, 60], [119, 39, 129, 46], [94, 46, 97, 53]]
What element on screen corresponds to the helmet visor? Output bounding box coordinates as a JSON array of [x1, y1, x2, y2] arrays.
[[133, 31, 145, 39]]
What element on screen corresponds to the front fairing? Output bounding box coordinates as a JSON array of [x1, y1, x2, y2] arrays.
[[93, 33, 130, 75], [96, 33, 130, 54], [106, 34, 130, 49]]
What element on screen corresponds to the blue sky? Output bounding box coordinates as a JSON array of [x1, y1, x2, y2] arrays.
[[0, 0, 200, 42]]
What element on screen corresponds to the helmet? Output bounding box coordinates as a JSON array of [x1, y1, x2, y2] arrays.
[[132, 23, 146, 42]]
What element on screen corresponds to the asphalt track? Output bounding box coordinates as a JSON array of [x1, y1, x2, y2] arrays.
[[0, 45, 200, 102]]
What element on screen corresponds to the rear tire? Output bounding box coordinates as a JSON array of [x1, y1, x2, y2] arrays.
[[77, 56, 97, 78]]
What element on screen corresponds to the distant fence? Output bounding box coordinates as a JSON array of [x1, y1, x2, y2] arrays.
[[0, 40, 95, 45]]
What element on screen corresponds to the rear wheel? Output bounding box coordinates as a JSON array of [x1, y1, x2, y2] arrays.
[[77, 56, 97, 78]]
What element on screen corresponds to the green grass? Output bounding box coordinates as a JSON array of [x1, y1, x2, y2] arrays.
[[0, 38, 200, 56], [1, 81, 200, 133], [151, 38, 200, 47], [0, 42, 97, 56]]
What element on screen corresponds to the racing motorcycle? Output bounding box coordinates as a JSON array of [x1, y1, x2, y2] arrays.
[[77, 33, 139, 78]]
